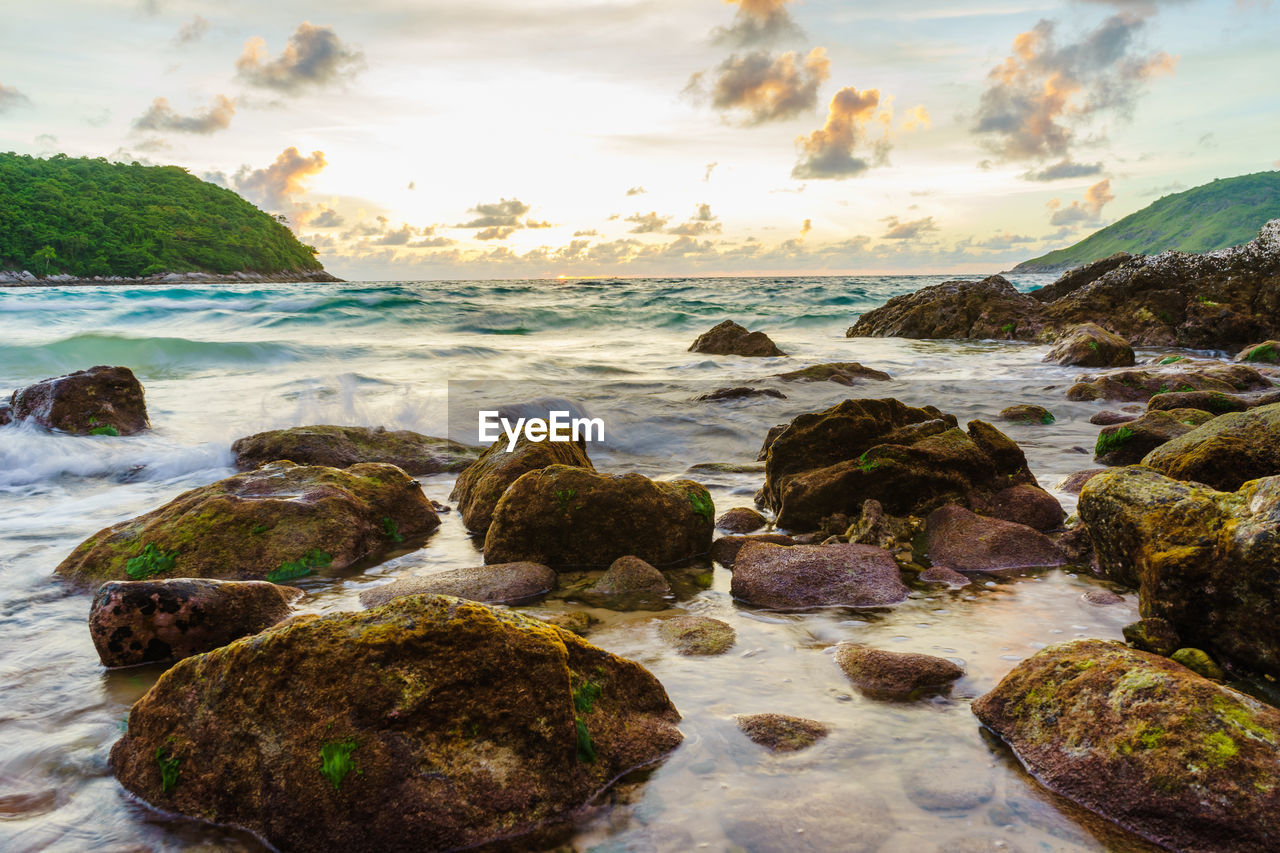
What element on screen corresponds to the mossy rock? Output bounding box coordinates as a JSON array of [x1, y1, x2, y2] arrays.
[[1044, 323, 1135, 368], [231, 425, 480, 475], [1123, 618, 1181, 657], [56, 461, 439, 587], [657, 614, 736, 656], [1171, 647, 1227, 681], [1143, 402, 1280, 491], [688, 319, 785, 357], [450, 435, 594, 535], [973, 639, 1280, 853], [1235, 341, 1280, 364], [835, 645, 962, 700], [357, 562, 557, 608], [774, 362, 891, 384], [109, 594, 682, 852], [734, 713, 828, 752], [997, 404, 1055, 425], [9, 365, 149, 435], [1093, 408, 1215, 466], [1066, 364, 1270, 403], [483, 465, 713, 570], [1079, 467, 1280, 678]]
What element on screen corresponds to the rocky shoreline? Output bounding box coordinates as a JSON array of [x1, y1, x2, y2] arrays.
[[0, 268, 343, 286]]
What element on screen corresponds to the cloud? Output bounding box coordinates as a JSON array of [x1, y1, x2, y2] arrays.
[[1139, 181, 1185, 196], [626, 211, 671, 234], [573, 229, 599, 237], [410, 235, 456, 248], [456, 198, 533, 234], [476, 226, 518, 241], [0, 83, 31, 113], [407, 181, 416, 190], [300, 206, 344, 228], [714, 0, 803, 47], [1047, 178, 1115, 225], [901, 105, 931, 132], [668, 203, 722, 236], [132, 94, 235, 134], [232, 147, 327, 214], [792, 86, 890, 180], [704, 162, 718, 181], [237, 22, 363, 93], [881, 216, 939, 240], [973, 13, 1176, 166], [174, 15, 209, 45], [626, 186, 647, 196], [691, 47, 829, 125], [972, 231, 1037, 249], [1022, 159, 1106, 181]]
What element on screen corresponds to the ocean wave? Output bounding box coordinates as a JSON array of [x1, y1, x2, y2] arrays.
[[0, 332, 314, 379]]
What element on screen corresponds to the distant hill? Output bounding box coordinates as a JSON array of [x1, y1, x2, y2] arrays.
[[1011, 170, 1280, 273], [0, 152, 330, 279]]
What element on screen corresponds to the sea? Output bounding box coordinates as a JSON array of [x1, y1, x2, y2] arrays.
[[0, 276, 1185, 852]]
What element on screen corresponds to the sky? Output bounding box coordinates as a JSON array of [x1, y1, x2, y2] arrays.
[[1, 0, 1277, 280]]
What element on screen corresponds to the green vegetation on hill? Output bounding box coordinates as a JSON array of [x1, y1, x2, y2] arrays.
[[1014, 171, 1280, 273], [0, 152, 324, 277]]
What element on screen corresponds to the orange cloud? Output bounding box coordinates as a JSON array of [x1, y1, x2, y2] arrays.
[[792, 86, 891, 180]]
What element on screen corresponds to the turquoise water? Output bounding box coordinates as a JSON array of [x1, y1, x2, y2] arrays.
[[1, 276, 1169, 852]]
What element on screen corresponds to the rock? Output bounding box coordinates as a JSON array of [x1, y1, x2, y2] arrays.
[[935, 836, 1027, 853], [1079, 467, 1280, 676], [688, 320, 784, 357], [695, 386, 785, 402], [715, 506, 767, 534], [1123, 618, 1181, 656], [774, 362, 892, 384], [843, 498, 916, 551], [536, 611, 597, 636], [1145, 389, 1280, 414], [904, 759, 995, 810], [761, 398, 1037, 531], [756, 423, 788, 461], [358, 562, 557, 608], [1236, 340, 1280, 364], [450, 435, 594, 535], [57, 461, 439, 588], [731, 542, 908, 610], [1093, 409, 1215, 466], [89, 579, 298, 668], [483, 466, 713, 570], [0, 402, 10, 426], [1143, 403, 1280, 491], [972, 639, 1280, 853], [846, 275, 1042, 340], [1090, 410, 1137, 425], [835, 646, 963, 699], [109, 595, 682, 853], [586, 556, 671, 598], [997, 404, 1054, 425], [734, 713, 828, 752], [1082, 588, 1125, 606], [710, 533, 795, 567], [9, 365, 149, 435], [968, 483, 1064, 531], [231, 425, 479, 475], [1066, 363, 1269, 403], [684, 461, 766, 474], [1171, 647, 1226, 681], [657, 614, 735, 656], [924, 506, 1065, 574], [721, 792, 893, 853], [1028, 252, 1135, 301], [1057, 469, 1106, 494], [1048, 521, 1095, 565], [1044, 323, 1135, 367], [918, 565, 972, 587]]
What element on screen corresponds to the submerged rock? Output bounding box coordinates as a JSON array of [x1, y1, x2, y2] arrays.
[[973, 639, 1280, 853], [904, 758, 995, 811], [1093, 408, 1215, 466], [695, 386, 785, 402], [1143, 402, 1280, 491], [760, 398, 1038, 531], [583, 556, 671, 609], [1079, 467, 1280, 677], [231, 425, 479, 475], [721, 792, 893, 853], [731, 541, 908, 610], [657, 614, 736, 656], [1044, 323, 1135, 368], [0, 402, 10, 426], [715, 506, 768, 534], [774, 362, 892, 384], [1066, 363, 1269, 403], [997, 404, 1054, 425], [9, 365, 149, 435], [483, 465, 713, 569], [835, 645, 963, 699], [109, 595, 682, 853], [89, 579, 298, 668], [358, 562, 557, 608], [57, 461, 439, 588], [925, 505, 1065, 574], [688, 319, 784, 357], [735, 713, 828, 752], [450, 435, 594, 535]]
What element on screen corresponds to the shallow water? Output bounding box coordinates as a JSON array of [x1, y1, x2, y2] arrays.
[[0, 276, 1197, 852]]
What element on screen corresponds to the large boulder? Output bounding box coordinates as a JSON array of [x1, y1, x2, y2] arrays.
[[57, 461, 439, 588], [1066, 363, 1270, 403], [109, 595, 682, 852], [358, 562, 557, 608], [1093, 408, 1215, 466], [924, 506, 1065, 574], [966, 483, 1064, 531], [730, 541, 908, 610], [450, 435, 594, 534], [1079, 467, 1280, 677], [973, 639, 1280, 853], [9, 365, 149, 435], [1143, 403, 1280, 491], [760, 398, 1038, 531], [483, 465, 714, 569], [1044, 323, 1135, 367], [89, 579, 299, 668], [846, 275, 1042, 340], [1026, 252, 1132, 301], [232, 425, 479, 475], [688, 320, 784, 357]]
